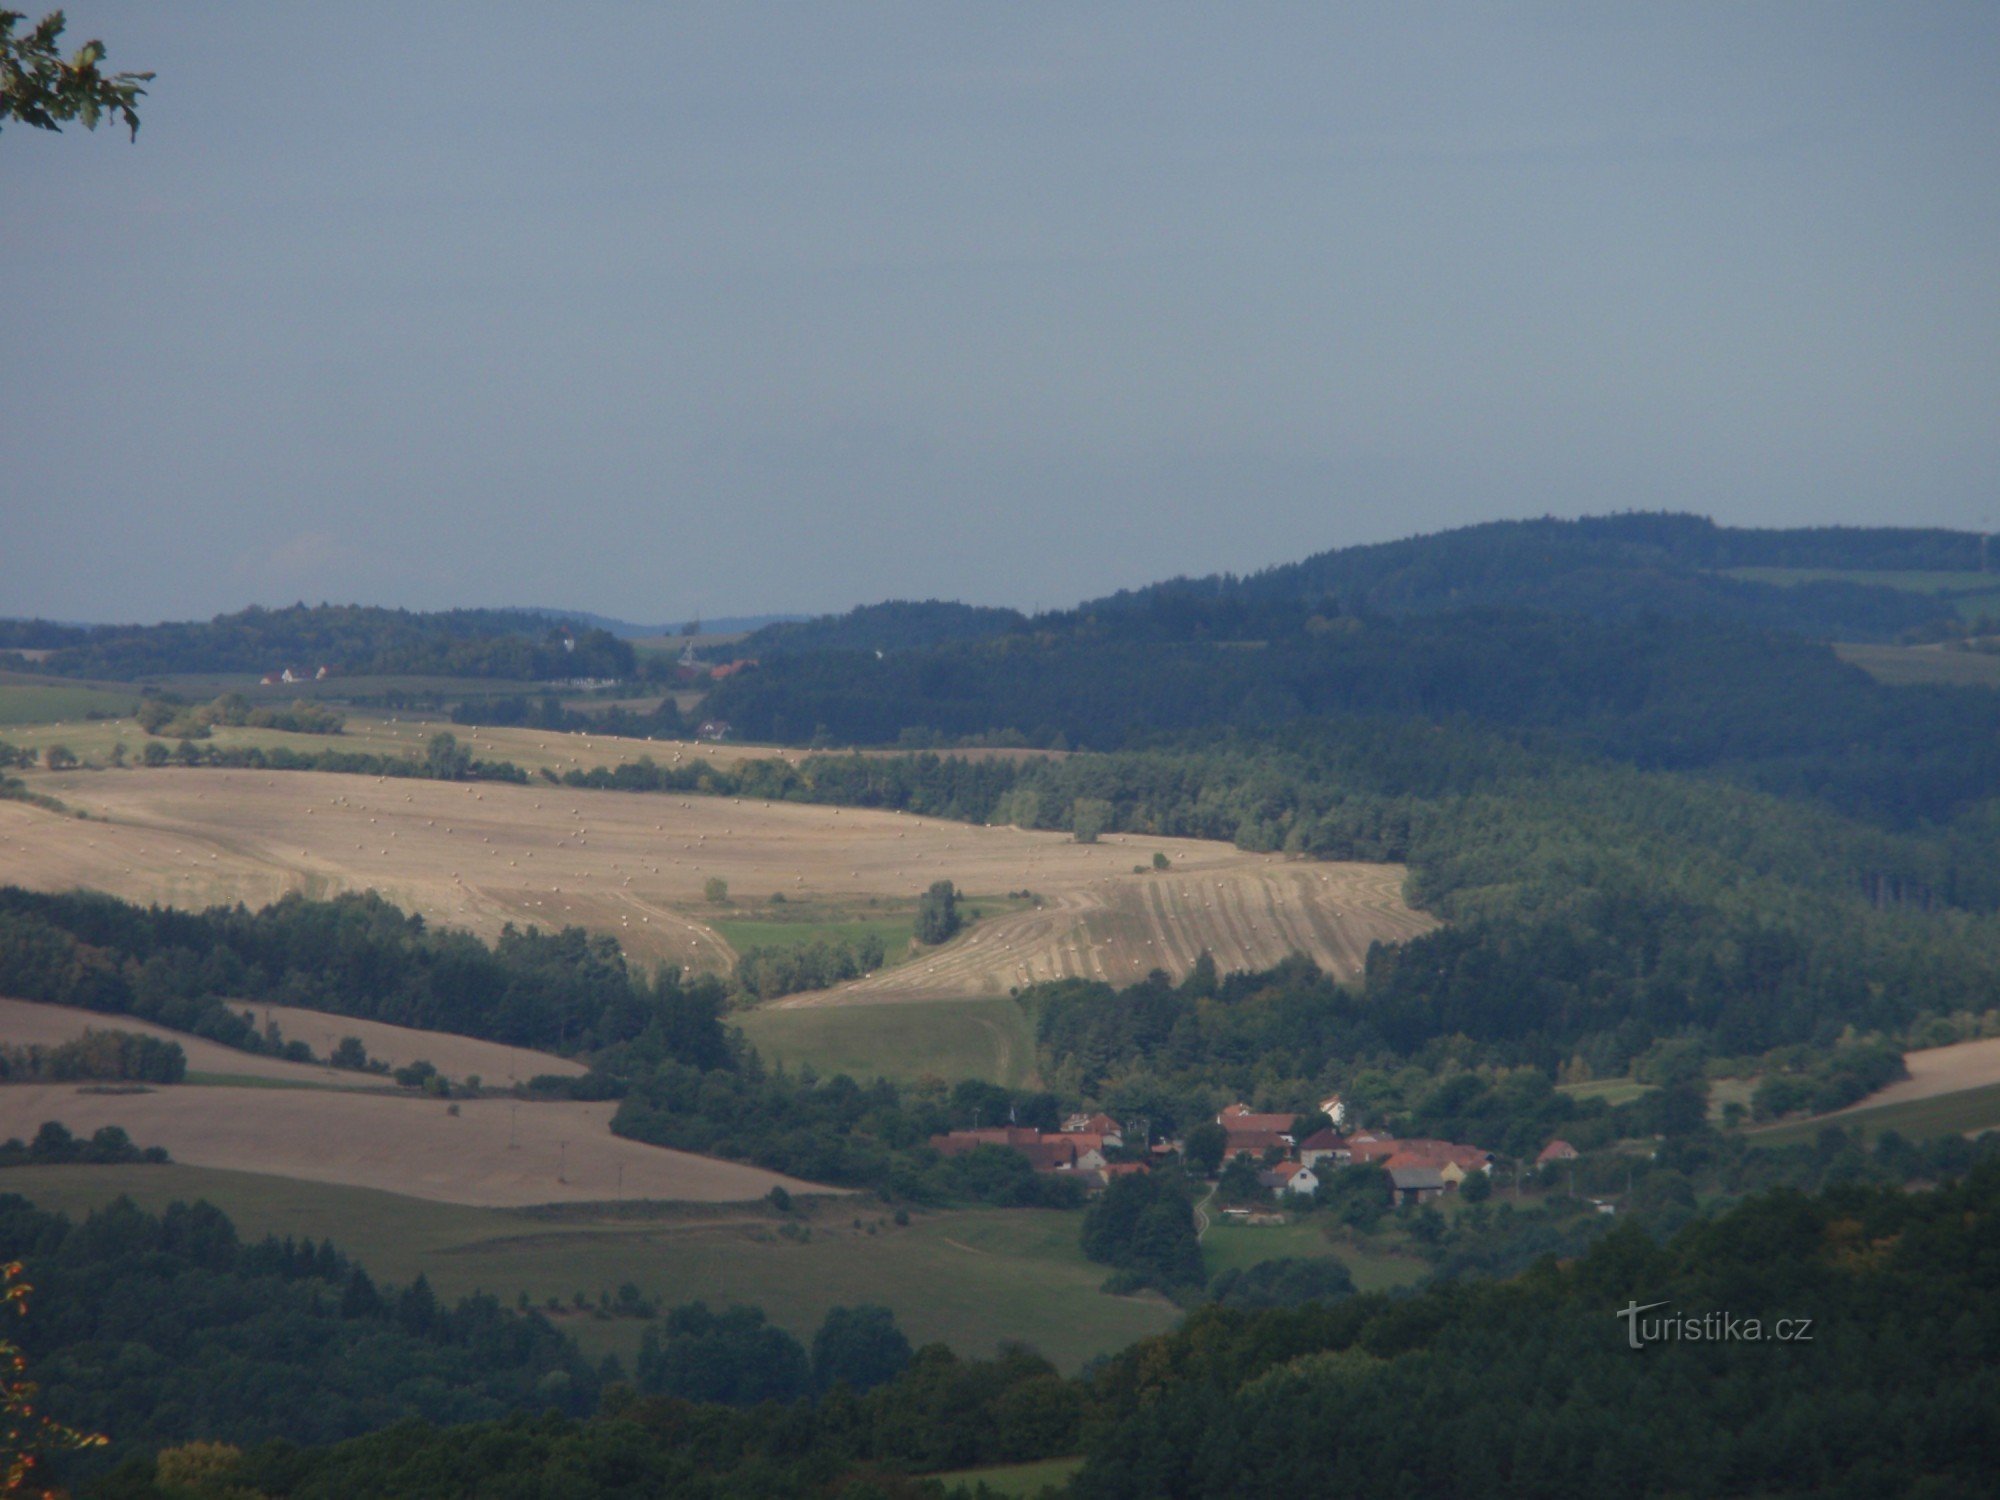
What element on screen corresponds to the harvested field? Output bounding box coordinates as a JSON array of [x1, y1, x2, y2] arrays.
[[9, 767, 1436, 990], [0, 997, 365, 1087], [248, 1003, 586, 1084], [1827, 1036, 2000, 1115], [0, 1083, 831, 1207], [0, 997, 582, 1088], [784, 860, 1431, 1005]]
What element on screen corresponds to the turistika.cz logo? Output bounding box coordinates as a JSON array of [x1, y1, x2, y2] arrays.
[[1616, 1301, 1814, 1349]]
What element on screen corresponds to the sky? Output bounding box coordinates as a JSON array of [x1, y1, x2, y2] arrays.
[[3, 3, 1997, 625]]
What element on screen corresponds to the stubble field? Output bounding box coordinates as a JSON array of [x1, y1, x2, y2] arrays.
[[5, 766, 1435, 991], [0, 1080, 829, 1207]]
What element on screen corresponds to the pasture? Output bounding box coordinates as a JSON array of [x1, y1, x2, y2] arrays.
[[3, 765, 1434, 987], [3, 1165, 1178, 1371]]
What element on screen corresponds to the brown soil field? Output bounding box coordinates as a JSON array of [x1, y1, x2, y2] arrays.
[[7, 766, 1434, 990], [0, 1083, 831, 1207], [1831, 1036, 2000, 1113], [0, 997, 582, 1087]]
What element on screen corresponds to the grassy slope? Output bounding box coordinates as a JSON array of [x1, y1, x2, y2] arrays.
[[0, 1165, 1175, 1373], [1748, 1081, 2000, 1148], [733, 997, 1042, 1089]]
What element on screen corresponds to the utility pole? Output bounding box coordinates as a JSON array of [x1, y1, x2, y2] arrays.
[[558, 1140, 567, 1183], [508, 1104, 518, 1150]]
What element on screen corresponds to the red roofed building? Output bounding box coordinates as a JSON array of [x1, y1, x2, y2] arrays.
[[1538, 1139, 1580, 1164]]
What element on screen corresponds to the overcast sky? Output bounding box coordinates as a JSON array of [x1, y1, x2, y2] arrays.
[[3, 4, 1996, 625]]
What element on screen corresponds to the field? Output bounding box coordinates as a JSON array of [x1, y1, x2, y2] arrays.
[[735, 996, 1042, 1087], [0, 680, 144, 727], [0, 1081, 826, 1207], [0, 997, 585, 1091], [2, 1164, 1178, 1372], [1748, 1035, 2000, 1146], [2, 765, 1435, 988], [1833, 642, 2000, 689], [1199, 1216, 1427, 1294]]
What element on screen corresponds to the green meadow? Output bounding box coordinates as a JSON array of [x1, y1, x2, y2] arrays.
[[0, 1164, 1177, 1373]]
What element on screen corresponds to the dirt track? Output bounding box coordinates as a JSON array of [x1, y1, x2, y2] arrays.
[[0, 1082, 832, 1207], [7, 766, 1434, 993]]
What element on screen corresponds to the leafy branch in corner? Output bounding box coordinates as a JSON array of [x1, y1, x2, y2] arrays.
[[1, 9, 151, 139]]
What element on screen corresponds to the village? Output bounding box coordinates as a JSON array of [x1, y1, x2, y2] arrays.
[[930, 1095, 1590, 1219]]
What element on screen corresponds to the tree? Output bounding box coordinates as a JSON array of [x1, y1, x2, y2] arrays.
[[1, 9, 150, 139], [40, 744, 76, 770], [1, 1261, 107, 1495], [1216, 1152, 1265, 1206], [1182, 1122, 1227, 1177], [810, 1304, 912, 1394], [704, 876, 729, 904], [914, 880, 960, 945], [425, 731, 471, 781]]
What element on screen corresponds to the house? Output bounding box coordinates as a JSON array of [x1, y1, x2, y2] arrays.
[[259, 673, 279, 686], [1388, 1163, 1446, 1205], [280, 667, 299, 683], [1257, 1163, 1321, 1197], [696, 720, 732, 742], [1396, 1139, 1495, 1175], [1316, 1093, 1350, 1128], [1538, 1140, 1580, 1164], [314, 665, 330, 679], [1296, 1129, 1351, 1169]]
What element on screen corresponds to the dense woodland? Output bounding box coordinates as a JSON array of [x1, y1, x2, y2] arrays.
[[63, 1166, 2000, 1498], [0, 1195, 599, 1473]]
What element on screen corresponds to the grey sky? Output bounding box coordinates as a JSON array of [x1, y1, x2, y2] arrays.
[[4, 3, 1996, 624]]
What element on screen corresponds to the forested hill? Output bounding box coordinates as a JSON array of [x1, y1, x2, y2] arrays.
[[706, 609, 2000, 826], [1105, 512, 1984, 634], [8, 604, 635, 681], [733, 600, 1028, 657]]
